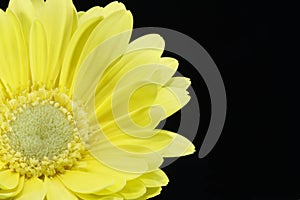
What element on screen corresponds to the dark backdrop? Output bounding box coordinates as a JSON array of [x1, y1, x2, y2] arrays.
[[1, 0, 299, 199]]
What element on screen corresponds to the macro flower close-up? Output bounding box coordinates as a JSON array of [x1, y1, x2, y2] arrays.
[[0, 0, 195, 199]]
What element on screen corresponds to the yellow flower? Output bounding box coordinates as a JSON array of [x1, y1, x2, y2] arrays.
[[0, 0, 195, 199]]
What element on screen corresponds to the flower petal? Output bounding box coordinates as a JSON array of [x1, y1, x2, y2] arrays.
[[0, 10, 29, 95], [102, 2, 126, 16], [86, 129, 164, 173], [77, 7, 103, 26], [9, 0, 76, 89], [71, 26, 131, 106], [155, 77, 191, 119], [61, 7, 132, 94], [119, 180, 146, 199], [95, 34, 164, 107], [15, 177, 45, 200], [106, 130, 172, 152], [77, 154, 141, 181], [105, 129, 195, 157], [98, 196, 123, 200], [139, 170, 169, 187], [0, 170, 19, 190], [160, 130, 195, 157], [0, 175, 24, 199], [29, 20, 48, 85], [126, 34, 165, 53], [8, 0, 37, 42], [59, 13, 103, 91], [37, 0, 76, 88], [45, 176, 78, 200], [75, 193, 122, 200], [58, 170, 114, 194], [135, 187, 162, 200]]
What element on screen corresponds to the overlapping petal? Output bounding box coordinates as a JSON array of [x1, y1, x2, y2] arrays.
[[0, 1, 195, 200]]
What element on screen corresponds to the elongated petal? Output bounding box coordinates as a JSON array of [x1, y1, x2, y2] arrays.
[[0, 10, 29, 95], [0, 176, 24, 199], [38, 0, 75, 88], [61, 7, 132, 93], [58, 170, 114, 194], [139, 170, 169, 187], [71, 29, 131, 106], [135, 187, 162, 200], [29, 20, 48, 85], [160, 130, 195, 157], [95, 34, 164, 103], [59, 14, 104, 91], [75, 193, 123, 200], [8, 0, 37, 42], [45, 176, 78, 200], [98, 196, 123, 200], [0, 170, 19, 190], [119, 180, 146, 199], [86, 129, 164, 173], [155, 77, 191, 119], [15, 177, 45, 200], [77, 154, 141, 181], [107, 129, 174, 152]]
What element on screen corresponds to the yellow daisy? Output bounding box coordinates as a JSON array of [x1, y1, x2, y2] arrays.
[[0, 0, 195, 199]]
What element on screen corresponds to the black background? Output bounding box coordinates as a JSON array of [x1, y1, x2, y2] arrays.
[[1, 0, 299, 199]]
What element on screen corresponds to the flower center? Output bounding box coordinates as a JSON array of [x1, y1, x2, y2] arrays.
[[0, 88, 87, 178], [8, 104, 73, 160]]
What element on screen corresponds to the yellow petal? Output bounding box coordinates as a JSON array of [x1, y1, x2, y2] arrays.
[[96, 82, 165, 138], [129, 84, 158, 113], [78, 154, 141, 181], [94, 178, 126, 196], [160, 130, 195, 157], [126, 34, 165, 53], [77, 7, 103, 26], [98, 196, 123, 200], [15, 177, 45, 200], [149, 57, 178, 84], [73, 192, 101, 200], [94, 34, 164, 102], [135, 187, 162, 200], [8, 0, 37, 42], [8, 0, 76, 89], [139, 170, 169, 187], [63, 9, 132, 94], [0, 10, 29, 94], [95, 34, 164, 106], [79, 10, 132, 63], [45, 176, 78, 200], [108, 130, 174, 152], [29, 20, 48, 85], [58, 170, 113, 194], [119, 180, 146, 199], [103, 2, 126, 16], [70, 156, 127, 196], [86, 130, 163, 173], [62, 4, 127, 90], [38, 0, 76, 88], [0, 176, 24, 199], [108, 129, 194, 157], [71, 27, 131, 105], [0, 170, 19, 190], [75, 193, 122, 200], [59, 14, 103, 91], [155, 77, 191, 119]]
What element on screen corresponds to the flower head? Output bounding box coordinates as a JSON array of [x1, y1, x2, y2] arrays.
[[0, 0, 195, 199]]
